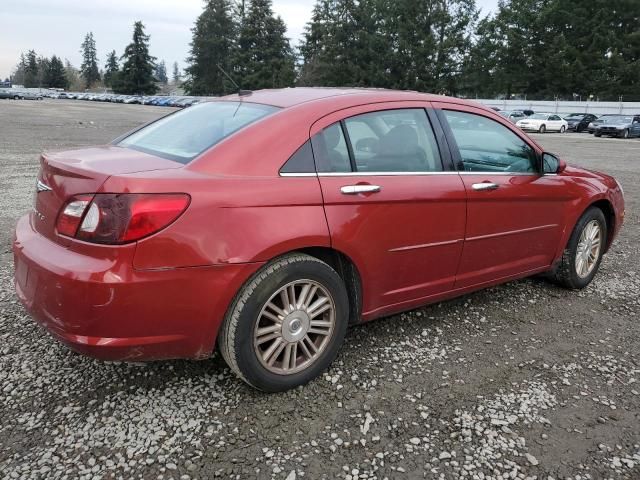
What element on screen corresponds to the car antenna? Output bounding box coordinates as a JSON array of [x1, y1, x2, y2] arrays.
[[217, 64, 252, 97]]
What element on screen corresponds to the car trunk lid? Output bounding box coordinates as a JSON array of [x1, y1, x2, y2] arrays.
[[33, 146, 183, 246]]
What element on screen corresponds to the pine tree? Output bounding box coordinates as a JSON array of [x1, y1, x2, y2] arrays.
[[80, 32, 101, 88], [117, 21, 158, 95], [37, 56, 50, 87], [24, 50, 39, 88], [155, 60, 168, 84], [172, 61, 181, 84], [185, 0, 235, 95], [104, 50, 119, 88], [235, 0, 296, 90], [46, 55, 68, 88]]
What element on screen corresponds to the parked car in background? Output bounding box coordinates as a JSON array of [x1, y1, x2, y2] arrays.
[[14, 89, 625, 392], [498, 110, 527, 123], [21, 91, 44, 101], [522, 109, 535, 117], [564, 113, 598, 132], [0, 89, 23, 99], [587, 114, 618, 134], [516, 113, 568, 133], [593, 115, 640, 138]]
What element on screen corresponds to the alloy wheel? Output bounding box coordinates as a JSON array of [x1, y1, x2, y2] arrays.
[[575, 220, 602, 278], [253, 280, 336, 375]]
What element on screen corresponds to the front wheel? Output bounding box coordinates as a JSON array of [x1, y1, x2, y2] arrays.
[[539, 124, 546, 133], [594, 131, 602, 137], [218, 253, 349, 392], [621, 129, 629, 139], [560, 125, 566, 133], [549, 207, 607, 289]]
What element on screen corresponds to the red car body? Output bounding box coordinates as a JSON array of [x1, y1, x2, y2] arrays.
[[13, 88, 624, 361]]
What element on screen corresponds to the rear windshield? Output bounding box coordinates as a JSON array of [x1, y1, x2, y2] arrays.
[[118, 101, 279, 164]]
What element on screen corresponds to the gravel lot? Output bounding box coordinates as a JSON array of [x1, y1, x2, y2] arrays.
[[1, 100, 638, 480]]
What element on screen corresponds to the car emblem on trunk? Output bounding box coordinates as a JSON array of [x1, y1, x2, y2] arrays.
[[36, 179, 52, 193]]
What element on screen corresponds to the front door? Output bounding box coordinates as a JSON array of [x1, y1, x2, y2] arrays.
[[434, 103, 568, 289], [311, 104, 467, 317]]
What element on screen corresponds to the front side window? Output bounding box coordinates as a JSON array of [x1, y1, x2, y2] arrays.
[[118, 101, 279, 164], [443, 110, 538, 173]]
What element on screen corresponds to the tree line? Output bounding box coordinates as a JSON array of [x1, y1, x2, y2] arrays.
[[10, 0, 640, 100], [186, 0, 640, 100], [11, 21, 175, 94]]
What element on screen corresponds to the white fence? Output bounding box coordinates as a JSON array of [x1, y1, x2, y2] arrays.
[[476, 99, 640, 116]]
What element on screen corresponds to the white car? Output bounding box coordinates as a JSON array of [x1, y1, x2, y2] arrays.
[[516, 113, 568, 133]]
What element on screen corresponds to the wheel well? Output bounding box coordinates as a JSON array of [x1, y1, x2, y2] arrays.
[[590, 200, 615, 252], [297, 247, 362, 325]]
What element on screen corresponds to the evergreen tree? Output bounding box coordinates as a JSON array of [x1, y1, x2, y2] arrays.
[[46, 55, 68, 89], [80, 32, 101, 88], [37, 55, 50, 87], [185, 0, 235, 95], [172, 61, 181, 84], [235, 0, 296, 90], [117, 21, 158, 94], [155, 60, 168, 84], [104, 50, 119, 87], [24, 50, 39, 87]]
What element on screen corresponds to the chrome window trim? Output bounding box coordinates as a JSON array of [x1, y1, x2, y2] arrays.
[[279, 171, 539, 177], [279, 172, 318, 177]]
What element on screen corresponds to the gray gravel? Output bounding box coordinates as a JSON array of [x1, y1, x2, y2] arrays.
[[0, 100, 639, 479]]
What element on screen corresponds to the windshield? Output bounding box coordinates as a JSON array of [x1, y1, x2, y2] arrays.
[[118, 101, 279, 163], [528, 114, 549, 120], [601, 116, 632, 124]]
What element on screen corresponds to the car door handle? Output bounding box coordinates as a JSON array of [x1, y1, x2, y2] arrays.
[[472, 182, 499, 191], [340, 185, 381, 195]]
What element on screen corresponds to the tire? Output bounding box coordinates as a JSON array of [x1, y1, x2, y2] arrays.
[[621, 129, 629, 139], [549, 207, 607, 290], [13, 96, 19, 100], [560, 125, 566, 133], [218, 253, 349, 392], [594, 131, 601, 137], [539, 124, 546, 133]]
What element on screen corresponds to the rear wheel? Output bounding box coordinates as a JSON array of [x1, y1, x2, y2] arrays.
[[560, 125, 566, 133], [13, 95, 19, 100], [218, 253, 349, 392], [549, 207, 607, 289], [539, 124, 546, 133]]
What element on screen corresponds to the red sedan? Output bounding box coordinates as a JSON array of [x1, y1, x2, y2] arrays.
[[13, 89, 625, 391]]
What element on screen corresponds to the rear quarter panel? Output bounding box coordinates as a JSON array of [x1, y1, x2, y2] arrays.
[[101, 171, 330, 270]]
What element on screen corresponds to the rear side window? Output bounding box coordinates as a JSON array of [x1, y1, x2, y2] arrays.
[[344, 109, 441, 172], [443, 110, 537, 173], [311, 108, 442, 173], [118, 101, 279, 164]]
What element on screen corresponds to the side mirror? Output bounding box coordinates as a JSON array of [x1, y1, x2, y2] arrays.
[[543, 153, 566, 174]]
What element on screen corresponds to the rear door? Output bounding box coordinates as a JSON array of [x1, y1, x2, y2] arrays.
[[311, 103, 466, 316], [631, 116, 640, 137], [434, 102, 567, 288], [547, 114, 562, 131]]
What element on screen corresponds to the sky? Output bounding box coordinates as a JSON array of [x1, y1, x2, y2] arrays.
[[0, 0, 499, 80]]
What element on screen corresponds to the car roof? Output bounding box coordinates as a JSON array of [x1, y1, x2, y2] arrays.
[[217, 87, 478, 110]]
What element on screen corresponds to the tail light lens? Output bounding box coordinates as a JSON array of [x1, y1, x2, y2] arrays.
[[56, 193, 190, 244]]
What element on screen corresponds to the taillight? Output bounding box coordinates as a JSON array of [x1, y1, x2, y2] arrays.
[[56, 193, 190, 244]]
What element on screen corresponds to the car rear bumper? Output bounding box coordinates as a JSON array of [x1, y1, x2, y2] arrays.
[[13, 214, 262, 361]]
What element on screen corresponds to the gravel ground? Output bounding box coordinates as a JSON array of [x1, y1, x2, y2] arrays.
[[0, 100, 638, 480]]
